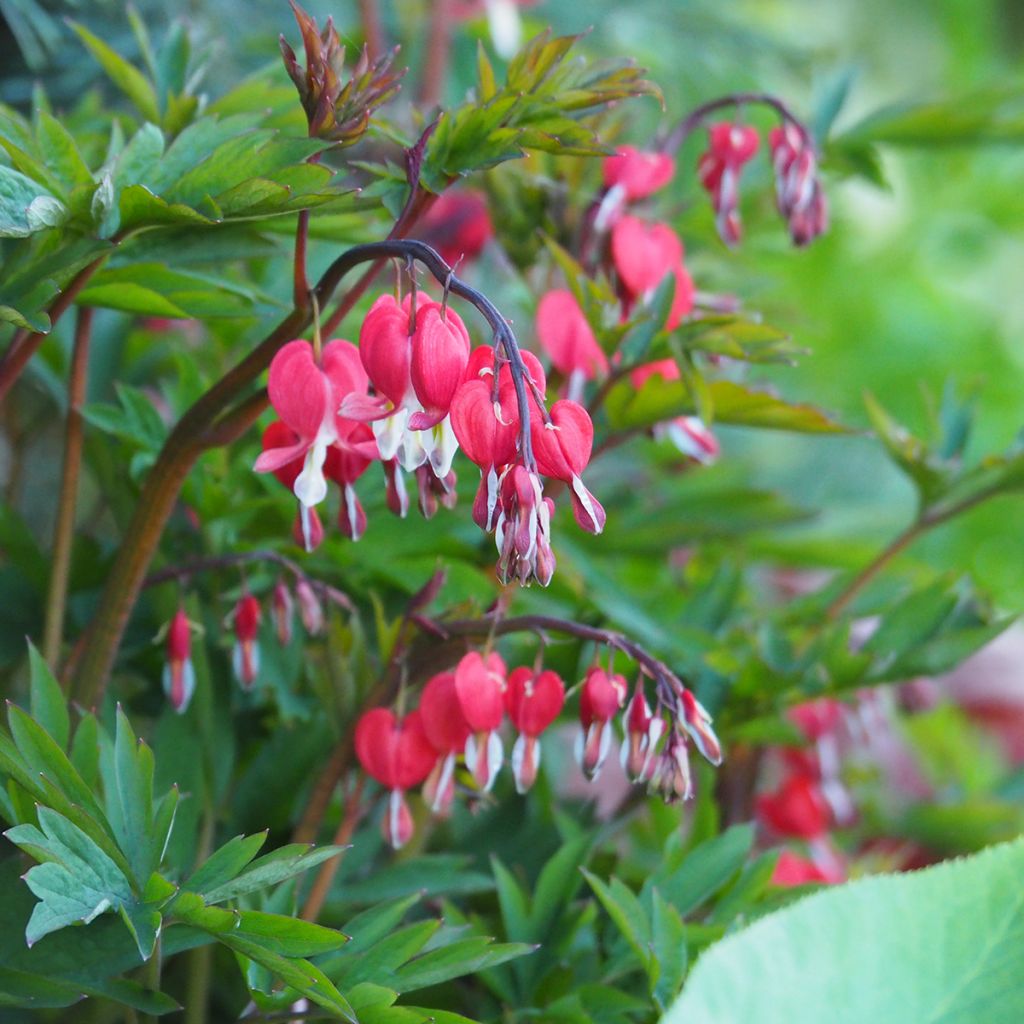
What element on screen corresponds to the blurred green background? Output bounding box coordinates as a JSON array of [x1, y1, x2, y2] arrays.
[[2, 0, 1022, 609]]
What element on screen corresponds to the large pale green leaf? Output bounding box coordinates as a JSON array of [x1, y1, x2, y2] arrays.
[[27, 642, 69, 751], [665, 838, 1024, 1023]]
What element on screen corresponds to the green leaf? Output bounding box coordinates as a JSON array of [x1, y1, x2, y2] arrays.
[[862, 578, 957, 661], [581, 869, 651, 972], [199, 843, 342, 904], [6, 704, 106, 822], [27, 642, 69, 751], [606, 378, 848, 434], [0, 166, 56, 237], [650, 888, 687, 1010], [100, 707, 157, 886], [864, 392, 948, 502], [649, 824, 755, 917], [235, 910, 347, 957], [492, 855, 531, 941], [5, 807, 135, 947], [186, 831, 267, 896], [666, 838, 1024, 1023], [221, 932, 356, 1021], [34, 111, 93, 191], [69, 22, 161, 123], [392, 938, 534, 992]]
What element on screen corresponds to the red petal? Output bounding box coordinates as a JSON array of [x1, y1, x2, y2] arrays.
[[411, 305, 471, 424], [454, 650, 505, 731], [603, 146, 676, 200], [531, 400, 594, 481], [536, 290, 608, 380], [611, 216, 683, 298], [420, 671, 472, 753], [506, 667, 565, 736], [359, 294, 412, 407], [450, 379, 517, 468], [267, 340, 332, 441]]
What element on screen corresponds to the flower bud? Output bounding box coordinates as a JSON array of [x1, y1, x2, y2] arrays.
[[162, 608, 195, 714]]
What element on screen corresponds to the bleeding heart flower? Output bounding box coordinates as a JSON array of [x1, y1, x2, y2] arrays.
[[697, 122, 760, 246], [535, 291, 609, 400], [419, 671, 472, 815], [603, 146, 675, 201], [419, 190, 493, 267], [409, 303, 472, 430], [295, 579, 324, 636], [769, 123, 828, 246], [231, 593, 261, 690], [575, 666, 627, 780], [324, 421, 376, 540], [611, 216, 683, 298], [531, 400, 605, 534], [162, 608, 195, 714], [757, 774, 831, 840], [272, 580, 294, 646], [355, 707, 437, 849], [255, 339, 369, 508], [494, 465, 556, 586], [454, 650, 507, 792], [259, 422, 324, 553], [505, 667, 565, 793], [679, 688, 722, 765], [771, 849, 842, 887], [648, 728, 694, 802], [620, 683, 665, 783]]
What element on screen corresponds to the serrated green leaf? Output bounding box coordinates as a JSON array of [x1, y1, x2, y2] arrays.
[[34, 111, 93, 191], [6, 807, 135, 947]]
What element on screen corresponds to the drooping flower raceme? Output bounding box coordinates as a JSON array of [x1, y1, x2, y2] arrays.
[[697, 121, 761, 246], [769, 122, 828, 246]]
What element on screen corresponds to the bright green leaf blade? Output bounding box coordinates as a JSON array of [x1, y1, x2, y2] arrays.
[[27, 642, 69, 750], [200, 843, 342, 904], [68, 22, 160, 123], [666, 838, 1024, 1024]]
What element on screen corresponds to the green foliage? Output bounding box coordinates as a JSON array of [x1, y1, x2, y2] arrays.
[[421, 31, 659, 190], [667, 838, 1024, 1023]]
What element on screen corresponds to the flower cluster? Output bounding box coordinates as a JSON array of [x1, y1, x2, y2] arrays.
[[160, 578, 328, 714], [757, 698, 849, 886], [255, 278, 604, 587], [533, 145, 716, 462], [355, 648, 722, 849], [696, 118, 828, 247]]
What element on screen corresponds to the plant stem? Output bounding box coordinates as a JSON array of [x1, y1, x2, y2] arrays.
[[418, 0, 453, 108], [293, 210, 311, 311], [70, 239, 525, 706], [823, 485, 1010, 620], [300, 776, 365, 922], [357, 0, 386, 59], [142, 549, 353, 611], [661, 92, 811, 155], [43, 307, 93, 671], [0, 246, 117, 405], [183, 807, 216, 1024]]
